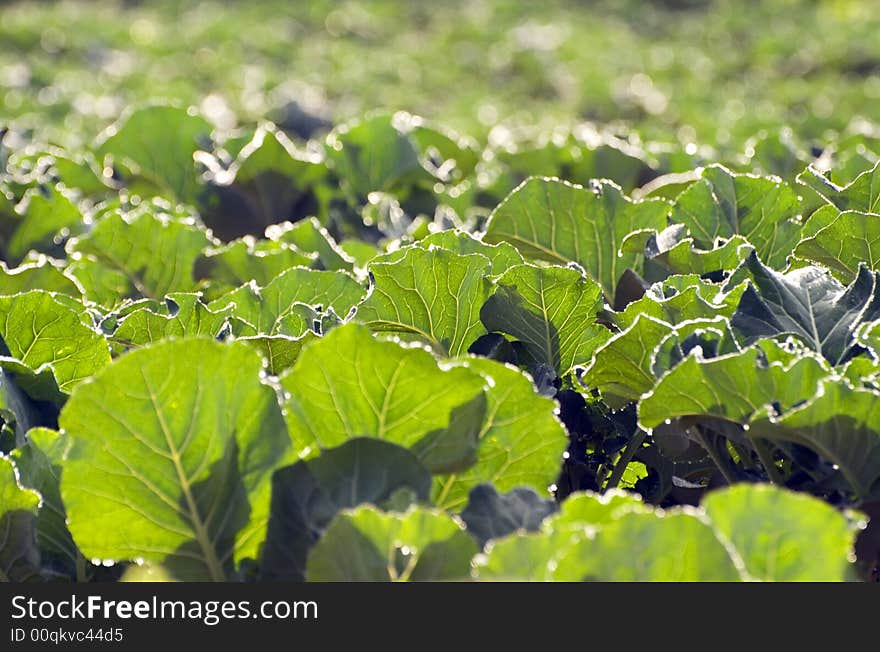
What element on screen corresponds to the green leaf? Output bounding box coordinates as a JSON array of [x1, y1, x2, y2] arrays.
[[855, 318, 880, 358], [473, 490, 647, 580], [219, 124, 326, 236], [268, 217, 353, 271], [235, 333, 317, 375], [209, 267, 363, 335], [69, 208, 211, 301], [306, 505, 476, 581], [109, 293, 233, 350], [418, 230, 524, 275], [59, 339, 289, 580], [479, 264, 608, 373], [96, 105, 212, 202], [669, 165, 802, 268], [64, 256, 132, 309], [459, 485, 557, 547], [281, 323, 487, 473], [749, 379, 880, 498], [339, 240, 379, 268], [483, 177, 669, 300], [703, 484, 858, 581], [325, 113, 426, 199], [797, 160, 880, 214], [0, 455, 41, 582], [357, 246, 492, 356], [433, 358, 568, 510], [638, 340, 829, 430], [10, 427, 77, 571], [729, 251, 880, 364], [793, 211, 880, 283], [0, 256, 83, 297], [196, 238, 316, 289], [9, 186, 83, 263], [260, 438, 431, 581], [614, 274, 745, 330], [554, 510, 741, 581], [579, 314, 672, 409], [628, 224, 755, 275], [0, 290, 111, 402]]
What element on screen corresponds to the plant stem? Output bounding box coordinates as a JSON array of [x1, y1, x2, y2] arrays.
[[754, 438, 785, 485], [76, 552, 88, 583], [605, 430, 647, 490], [692, 427, 738, 485], [434, 474, 457, 509]]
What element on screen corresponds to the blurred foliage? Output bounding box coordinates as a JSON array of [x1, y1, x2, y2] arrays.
[[2, 0, 880, 157]]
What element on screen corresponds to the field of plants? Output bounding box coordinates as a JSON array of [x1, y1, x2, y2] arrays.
[[2, 0, 880, 582]]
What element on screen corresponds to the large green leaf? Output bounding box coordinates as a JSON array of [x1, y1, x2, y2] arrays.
[[483, 177, 669, 300], [357, 246, 492, 356], [750, 379, 880, 498], [0, 290, 111, 402], [0, 455, 41, 582], [638, 340, 828, 430], [479, 264, 608, 373], [281, 323, 487, 473], [68, 208, 211, 301], [433, 358, 568, 510], [96, 104, 212, 202], [702, 484, 858, 581], [669, 165, 802, 268], [793, 211, 880, 283], [729, 251, 880, 364], [260, 438, 431, 581], [306, 505, 476, 581], [59, 339, 289, 580], [797, 160, 880, 214], [209, 267, 363, 335], [554, 510, 741, 581]]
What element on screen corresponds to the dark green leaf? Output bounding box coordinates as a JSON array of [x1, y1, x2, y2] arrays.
[[260, 438, 431, 581]]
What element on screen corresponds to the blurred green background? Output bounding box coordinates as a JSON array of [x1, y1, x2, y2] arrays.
[[2, 0, 879, 154]]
